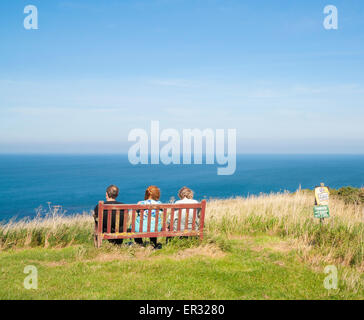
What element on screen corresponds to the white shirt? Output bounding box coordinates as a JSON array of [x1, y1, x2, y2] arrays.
[[173, 198, 199, 231]]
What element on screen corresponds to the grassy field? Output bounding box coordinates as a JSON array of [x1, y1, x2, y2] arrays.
[[0, 191, 363, 299]]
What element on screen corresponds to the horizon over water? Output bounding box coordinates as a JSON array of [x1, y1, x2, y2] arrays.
[[0, 154, 363, 221]]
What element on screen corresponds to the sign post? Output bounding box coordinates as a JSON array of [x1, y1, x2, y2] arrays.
[[314, 182, 330, 224]]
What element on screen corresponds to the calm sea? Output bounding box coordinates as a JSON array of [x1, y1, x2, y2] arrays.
[[0, 154, 363, 221]]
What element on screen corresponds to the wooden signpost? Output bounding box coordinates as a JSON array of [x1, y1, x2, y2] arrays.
[[314, 182, 330, 224]]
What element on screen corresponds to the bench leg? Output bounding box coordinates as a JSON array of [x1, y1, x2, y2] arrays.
[[94, 234, 102, 248], [97, 236, 102, 248], [94, 233, 98, 247]]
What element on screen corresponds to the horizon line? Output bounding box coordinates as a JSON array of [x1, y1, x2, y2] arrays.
[[1, 153, 364, 156]]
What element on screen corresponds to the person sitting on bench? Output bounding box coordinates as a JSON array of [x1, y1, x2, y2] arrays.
[[166, 186, 199, 243], [94, 185, 124, 245], [174, 186, 199, 229], [134, 185, 163, 248]]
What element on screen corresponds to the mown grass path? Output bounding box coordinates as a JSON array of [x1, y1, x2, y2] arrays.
[[0, 236, 361, 299]]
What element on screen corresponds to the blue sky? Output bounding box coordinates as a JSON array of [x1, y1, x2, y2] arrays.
[[0, 0, 363, 153]]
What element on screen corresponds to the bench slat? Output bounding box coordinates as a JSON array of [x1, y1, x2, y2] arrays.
[[139, 209, 144, 233], [115, 210, 120, 233], [162, 208, 167, 231], [98, 201, 104, 234], [185, 208, 189, 230], [131, 209, 136, 232], [103, 231, 200, 239], [107, 210, 111, 234], [170, 208, 175, 231], [147, 209, 152, 233], [192, 208, 197, 231], [155, 209, 159, 232], [100, 203, 203, 210], [177, 209, 182, 232], [123, 209, 128, 233]]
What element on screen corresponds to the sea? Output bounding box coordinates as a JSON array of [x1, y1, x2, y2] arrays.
[[0, 154, 363, 221]]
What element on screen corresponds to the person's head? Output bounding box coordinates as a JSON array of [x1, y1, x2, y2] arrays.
[[178, 186, 194, 200], [144, 185, 160, 201], [105, 185, 119, 201]]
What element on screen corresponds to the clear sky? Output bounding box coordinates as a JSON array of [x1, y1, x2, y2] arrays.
[[0, 0, 363, 153]]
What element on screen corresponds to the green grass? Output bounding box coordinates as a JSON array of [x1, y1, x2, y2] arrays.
[[0, 236, 362, 300], [0, 192, 362, 299]]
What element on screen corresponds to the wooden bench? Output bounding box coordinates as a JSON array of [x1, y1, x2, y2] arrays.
[[94, 200, 207, 248]]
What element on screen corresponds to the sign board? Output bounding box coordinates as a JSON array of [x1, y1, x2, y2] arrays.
[[314, 205, 330, 219], [315, 186, 330, 205]]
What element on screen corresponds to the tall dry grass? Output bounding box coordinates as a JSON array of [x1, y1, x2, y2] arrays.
[[1, 192, 363, 271], [0, 207, 93, 249], [206, 191, 363, 269]]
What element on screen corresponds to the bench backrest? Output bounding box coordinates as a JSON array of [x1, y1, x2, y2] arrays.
[[96, 200, 207, 239]]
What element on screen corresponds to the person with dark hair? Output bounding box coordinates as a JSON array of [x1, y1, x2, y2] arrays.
[[94, 185, 124, 245], [134, 185, 163, 249]]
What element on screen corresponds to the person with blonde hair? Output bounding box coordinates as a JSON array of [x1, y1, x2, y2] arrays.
[[134, 185, 163, 248], [172, 186, 199, 231]]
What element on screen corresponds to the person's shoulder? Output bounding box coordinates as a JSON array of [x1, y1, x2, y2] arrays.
[[138, 199, 162, 204], [146, 199, 161, 203], [175, 198, 198, 204], [105, 200, 123, 204]]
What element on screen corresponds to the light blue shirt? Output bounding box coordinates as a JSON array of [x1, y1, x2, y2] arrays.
[[134, 199, 163, 233]]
